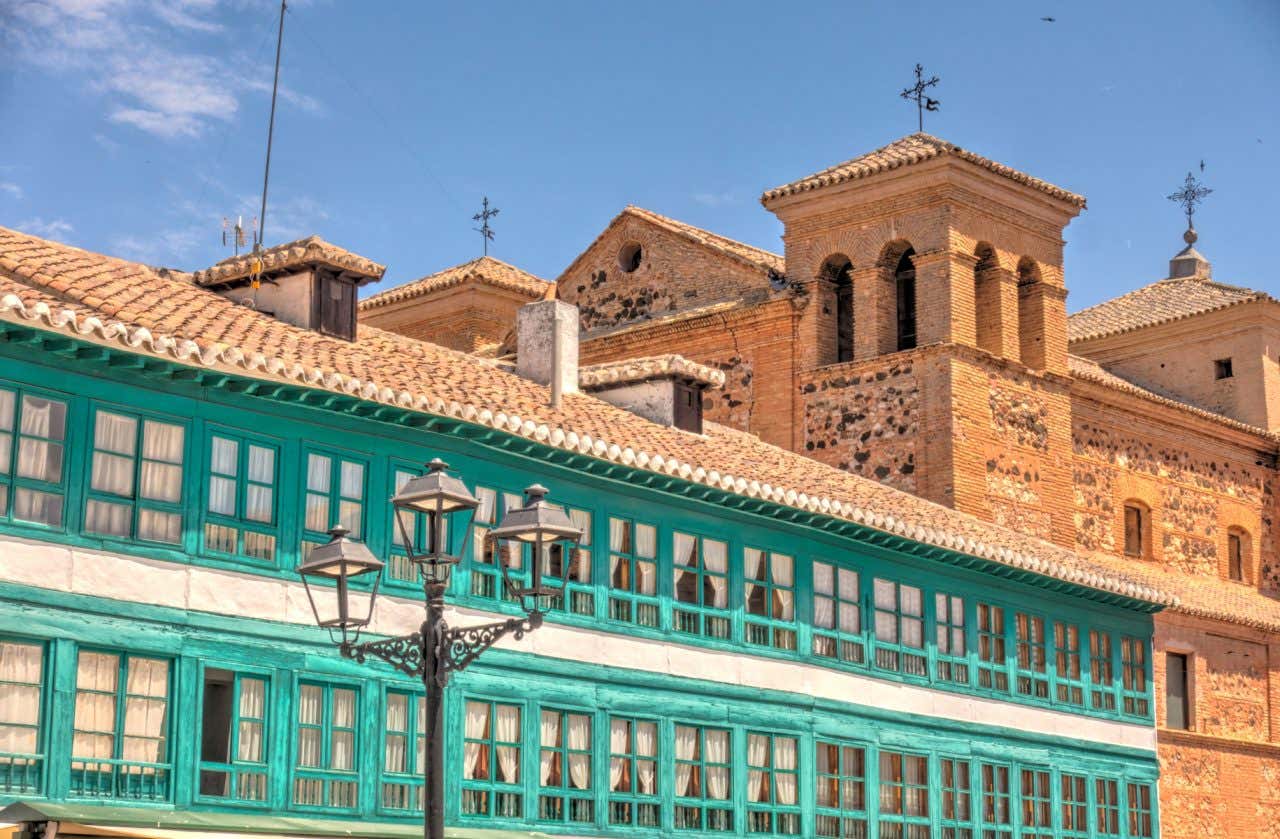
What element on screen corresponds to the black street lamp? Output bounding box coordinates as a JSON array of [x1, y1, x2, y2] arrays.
[[297, 458, 581, 839]]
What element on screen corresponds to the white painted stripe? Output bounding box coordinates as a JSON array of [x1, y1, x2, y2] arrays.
[[0, 534, 1156, 751]]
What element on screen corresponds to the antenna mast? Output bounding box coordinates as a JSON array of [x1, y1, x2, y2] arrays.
[[255, 0, 287, 267]]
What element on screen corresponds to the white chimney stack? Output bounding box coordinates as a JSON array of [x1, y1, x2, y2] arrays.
[[516, 299, 579, 406]]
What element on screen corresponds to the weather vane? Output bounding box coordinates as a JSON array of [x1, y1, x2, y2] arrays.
[[1167, 171, 1212, 233], [900, 63, 940, 133], [473, 196, 499, 256]]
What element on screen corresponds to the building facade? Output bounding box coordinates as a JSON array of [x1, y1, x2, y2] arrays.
[[372, 134, 1280, 838], [0, 221, 1170, 838]]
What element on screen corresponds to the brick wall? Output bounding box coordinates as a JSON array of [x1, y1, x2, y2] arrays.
[[360, 284, 531, 354]]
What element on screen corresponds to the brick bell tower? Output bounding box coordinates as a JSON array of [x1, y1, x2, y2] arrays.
[[762, 134, 1085, 547]]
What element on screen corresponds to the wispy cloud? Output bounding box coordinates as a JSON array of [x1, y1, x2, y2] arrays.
[[18, 218, 75, 239], [1, 0, 320, 139], [692, 190, 738, 208], [0, 182, 22, 200]]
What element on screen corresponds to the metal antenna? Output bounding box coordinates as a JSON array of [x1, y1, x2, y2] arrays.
[[473, 197, 499, 257], [252, 0, 288, 292], [900, 63, 941, 132]]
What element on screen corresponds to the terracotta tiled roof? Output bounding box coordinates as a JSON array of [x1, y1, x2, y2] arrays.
[[1068, 355, 1277, 439], [0, 224, 1173, 609], [579, 355, 726, 390], [1068, 277, 1272, 342], [559, 206, 784, 283], [191, 236, 385, 286], [761, 133, 1086, 208], [360, 256, 551, 311]]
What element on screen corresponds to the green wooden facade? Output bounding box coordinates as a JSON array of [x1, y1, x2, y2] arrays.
[[0, 328, 1161, 838]]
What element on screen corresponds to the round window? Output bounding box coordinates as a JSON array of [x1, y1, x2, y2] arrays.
[[617, 242, 643, 273]]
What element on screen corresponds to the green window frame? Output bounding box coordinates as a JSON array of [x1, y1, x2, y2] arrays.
[[70, 650, 171, 802], [203, 432, 279, 564], [672, 532, 730, 640], [1015, 613, 1049, 699], [1054, 622, 1084, 706], [0, 386, 68, 529], [197, 668, 268, 804], [1126, 782, 1153, 838], [85, 407, 186, 546], [673, 723, 732, 832], [1059, 772, 1088, 838], [607, 716, 660, 828], [815, 740, 867, 839], [939, 757, 974, 839], [980, 762, 1013, 839], [977, 603, 1010, 692], [0, 639, 45, 795], [382, 690, 425, 813], [607, 517, 659, 627], [878, 750, 929, 838], [1018, 768, 1051, 838], [1095, 778, 1121, 838], [744, 731, 800, 835], [302, 450, 366, 557], [1120, 637, 1150, 717], [812, 561, 864, 665], [537, 707, 593, 825], [462, 699, 523, 820], [872, 579, 926, 677], [935, 593, 969, 685], [744, 549, 797, 651], [1090, 631, 1117, 711], [537, 506, 593, 617], [292, 682, 359, 810]]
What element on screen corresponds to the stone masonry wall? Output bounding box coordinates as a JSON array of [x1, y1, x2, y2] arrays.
[[800, 357, 920, 493], [558, 214, 775, 333]]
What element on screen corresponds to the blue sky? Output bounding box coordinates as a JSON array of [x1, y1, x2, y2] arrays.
[[2, 0, 1277, 311]]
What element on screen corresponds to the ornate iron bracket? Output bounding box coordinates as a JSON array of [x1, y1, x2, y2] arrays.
[[340, 611, 544, 686], [439, 612, 543, 681], [341, 631, 426, 679]]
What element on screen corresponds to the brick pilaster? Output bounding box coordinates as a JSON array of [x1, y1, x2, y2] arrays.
[[912, 250, 977, 349], [975, 265, 1020, 361], [1017, 282, 1068, 375]]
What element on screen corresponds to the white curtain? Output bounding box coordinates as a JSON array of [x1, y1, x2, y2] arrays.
[[237, 679, 264, 762], [674, 726, 696, 797], [816, 743, 834, 807], [609, 518, 628, 553], [140, 421, 184, 503], [567, 714, 590, 790], [385, 694, 407, 772], [775, 737, 797, 805], [297, 685, 322, 767], [673, 532, 697, 567], [209, 437, 237, 517], [636, 722, 657, 794], [330, 689, 355, 771], [17, 414, 62, 482], [20, 396, 61, 437], [813, 563, 835, 630], [464, 701, 487, 779], [569, 509, 591, 547], [476, 488, 496, 525], [747, 734, 768, 802], [245, 447, 274, 522], [92, 412, 136, 496], [338, 463, 363, 537], [306, 454, 330, 492], [903, 586, 924, 649], [745, 548, 767, 582], [635, 524, 656, 558], [705, 729, 729, 800], [340, 461, 363, 499], [137, 509, 181, 544], [495, 705, 519, 783], [0, 642, 41, 754], [704, 539, 728, 608], [539, 710, 559, 785], [122, 658, 168, 763], [73, 652, 118, 759], [0, 389, 12, 430], [874, 580, 897, 642], [772, 554, 794, 619], [637, 560, 657, 596], [609, 720, 628, 791]]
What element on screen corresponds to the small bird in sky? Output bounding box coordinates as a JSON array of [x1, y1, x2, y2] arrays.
[[1200, 159, 1205, 172], [1041, 16, 1056, 22]]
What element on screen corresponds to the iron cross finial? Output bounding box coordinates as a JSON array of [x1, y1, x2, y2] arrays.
[[472, 196, 500, 257], [900, 63, 941, 133], [1167, 172, 1212, 232]]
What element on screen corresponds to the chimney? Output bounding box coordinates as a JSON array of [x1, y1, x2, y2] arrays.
[[516, 299, 579, 405], [579, 355, 725, 434]]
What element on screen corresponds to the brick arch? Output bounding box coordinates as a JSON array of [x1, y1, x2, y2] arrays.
[[973, 242, 1007, 358], [820, 253, 855, 364], [1017, 256, 1046, 369], [1219, 500, 1259, 585]]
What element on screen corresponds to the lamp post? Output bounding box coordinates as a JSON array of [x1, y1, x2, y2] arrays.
[[298, 458, 582, 839]]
